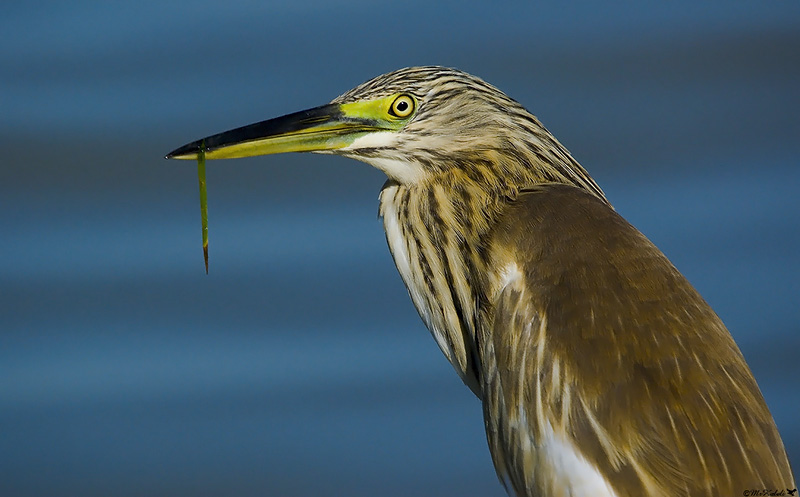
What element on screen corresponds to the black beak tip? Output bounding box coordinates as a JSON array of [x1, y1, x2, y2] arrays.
[[165, 141, 201, 160]]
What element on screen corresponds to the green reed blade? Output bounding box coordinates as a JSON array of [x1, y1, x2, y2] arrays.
[[198, 141, 209, 274]]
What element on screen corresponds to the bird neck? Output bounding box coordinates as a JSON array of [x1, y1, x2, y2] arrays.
[[377, 168, 511, 395], [481, 124, 608, 204], [378, 143, 606, 394]]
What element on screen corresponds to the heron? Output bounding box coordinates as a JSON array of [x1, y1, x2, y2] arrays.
[[167, 66, 794, 496]]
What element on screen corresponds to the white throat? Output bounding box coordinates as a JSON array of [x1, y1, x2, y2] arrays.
[[340, 132, 426, 184]]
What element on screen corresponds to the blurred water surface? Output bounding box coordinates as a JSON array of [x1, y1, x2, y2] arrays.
[[1, 2, 799, 496]]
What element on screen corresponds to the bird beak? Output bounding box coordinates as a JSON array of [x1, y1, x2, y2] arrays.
[[165, 100, 396, 160]]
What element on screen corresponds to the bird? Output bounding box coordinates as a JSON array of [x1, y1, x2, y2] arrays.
[[167, 66, 795, 496]]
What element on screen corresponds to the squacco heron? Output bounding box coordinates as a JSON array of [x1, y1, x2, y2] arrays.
[[167, 66, 794, 496]]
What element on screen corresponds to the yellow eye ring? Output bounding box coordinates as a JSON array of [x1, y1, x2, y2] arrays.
[[389, 95, 415, 118]]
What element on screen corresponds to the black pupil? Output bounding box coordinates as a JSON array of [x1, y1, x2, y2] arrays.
[[396, 100, 408, 112]]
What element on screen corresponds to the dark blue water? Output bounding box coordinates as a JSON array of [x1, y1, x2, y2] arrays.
[[1, 2, 798, 496]]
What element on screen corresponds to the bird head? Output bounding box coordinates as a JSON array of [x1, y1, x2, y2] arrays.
[[167, 66, 605, 198]]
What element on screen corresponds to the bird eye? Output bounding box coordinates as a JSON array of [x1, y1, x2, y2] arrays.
[[389, 95, 415, 118]]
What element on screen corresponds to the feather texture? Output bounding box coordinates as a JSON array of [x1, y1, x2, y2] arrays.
[[481, 185, 794, 496]]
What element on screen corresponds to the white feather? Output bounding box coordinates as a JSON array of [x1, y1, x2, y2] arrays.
[[537, 420, 619, 496], [342, 133, 426, 184]]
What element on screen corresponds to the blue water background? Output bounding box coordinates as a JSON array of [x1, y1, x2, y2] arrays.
[[1, 2, 798, 495]]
